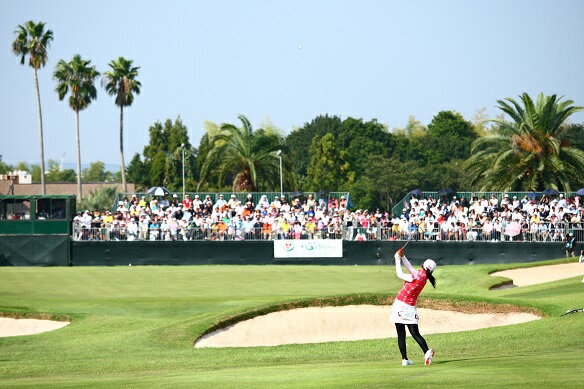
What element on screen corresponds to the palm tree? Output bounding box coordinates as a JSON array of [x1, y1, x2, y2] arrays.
[[464, 93, 584, 191], [53, 55, 100, 200], [198, 115, 288, 191], [12, 21, 54, 195], [102, 57, 141, 194]]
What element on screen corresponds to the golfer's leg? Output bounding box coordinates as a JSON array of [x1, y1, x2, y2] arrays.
[[395, 323, 408, 360], [407, 324, 429, 354]]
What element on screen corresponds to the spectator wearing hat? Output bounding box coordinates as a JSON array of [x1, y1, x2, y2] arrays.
[[170, 194, 179, 207], [193, 195, 202, 210], [183, 194, 192, 209], [215, 194, 227, 209], [227, 194, 238, 209], [565, 233, 577, 257]]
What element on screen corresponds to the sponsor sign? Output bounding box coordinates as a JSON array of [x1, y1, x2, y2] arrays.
[[274, 240, 343, 258]]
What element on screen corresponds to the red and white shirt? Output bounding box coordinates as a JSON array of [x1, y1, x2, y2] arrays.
[[396, 268, 428, 306]]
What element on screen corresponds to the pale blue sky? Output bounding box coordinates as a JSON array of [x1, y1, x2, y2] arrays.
[[1, 0, 583, 167]]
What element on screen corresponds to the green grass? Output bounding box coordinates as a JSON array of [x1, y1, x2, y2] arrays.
[[1, 260, 583, 388]]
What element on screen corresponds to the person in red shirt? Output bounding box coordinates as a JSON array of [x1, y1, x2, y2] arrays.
[[182, 194, 192, 209], [390, 249, 437, 366]]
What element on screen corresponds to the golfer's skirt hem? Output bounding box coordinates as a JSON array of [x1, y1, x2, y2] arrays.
[[390, 299, 419, 324]]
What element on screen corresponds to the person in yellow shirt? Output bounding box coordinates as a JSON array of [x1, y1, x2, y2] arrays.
[[306, 219, 316, 239], [281, 219, 290, 239], [139, 196, 147, 208], [103, 211, 114, 225]]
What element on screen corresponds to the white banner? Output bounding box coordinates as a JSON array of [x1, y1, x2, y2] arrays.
[[274, 240, 343, 258]]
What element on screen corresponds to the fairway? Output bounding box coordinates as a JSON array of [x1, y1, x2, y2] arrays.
[[1, 261, 584, 388]]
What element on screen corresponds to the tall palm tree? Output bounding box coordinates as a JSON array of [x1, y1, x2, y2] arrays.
[[12, 21, 53, 195], [464, 93, 584, 191], [102, 57, 141, 194], [53, 55, 100, 200], [198, 115, 288, 191]]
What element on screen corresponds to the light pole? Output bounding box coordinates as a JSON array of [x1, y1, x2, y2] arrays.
[[276, 150, 283, 198], [181, 143, 185, 198]]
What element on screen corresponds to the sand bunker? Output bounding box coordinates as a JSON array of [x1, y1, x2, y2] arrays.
[[0, 317, 69, 337], [491, 262, 584, 287], [194, 305, 538, 348]]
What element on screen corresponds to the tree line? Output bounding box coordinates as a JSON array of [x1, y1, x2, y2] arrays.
[[8, 20, 584, 212]]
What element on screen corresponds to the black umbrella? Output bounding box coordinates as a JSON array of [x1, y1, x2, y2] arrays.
[[576, 188, 584, 196], [147, 186, 170, 196], [527, 192, 539, 199], [542, 188, 559, 196], [409, 189, 423, 197]]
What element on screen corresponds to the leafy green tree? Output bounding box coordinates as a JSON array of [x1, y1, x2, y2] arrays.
[[424, 111, 477, 164], [355, 156, 424, 211], [149, 151, 167, 187], [337, 117, 394, 174], [78, 186, 117, 212], [0, 161, 11, 174], [306, 133, 353, 192], [45, 160, 76, 182], [565, 123, 584, 152], [135, 118, 195, 191], [31, 164, 41, 182], [15, 162, 31, 172], [198, 115, 287, 191], [54, 54, 99, 199], [127, 153, 148, 189], [12, 20, 53, 194], [286, 114, 342, 176], [464, 93, 584, 191], [102, 57, 141, 193], [82, 161, 108, 182]]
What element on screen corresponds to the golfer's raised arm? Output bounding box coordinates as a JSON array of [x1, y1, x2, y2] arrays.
[[400, 254, 417, 277], [394, 253, 413, 282]]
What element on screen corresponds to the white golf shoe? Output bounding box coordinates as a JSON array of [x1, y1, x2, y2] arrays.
[[401, 359, 414, 366], [424, 349, 435, 366]]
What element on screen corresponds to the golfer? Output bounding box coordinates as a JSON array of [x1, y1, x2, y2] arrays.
[[390, 248, 437, 366]]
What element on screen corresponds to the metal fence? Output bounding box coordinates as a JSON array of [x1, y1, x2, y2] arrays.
[[73, 222, 583, 243], [73, 226, 345, 241]]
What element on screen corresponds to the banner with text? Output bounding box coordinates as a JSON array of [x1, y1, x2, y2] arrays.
[[274, 240, 343, 258]]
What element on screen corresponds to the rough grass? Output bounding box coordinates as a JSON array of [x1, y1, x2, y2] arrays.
[[1, 260, 583, 388]]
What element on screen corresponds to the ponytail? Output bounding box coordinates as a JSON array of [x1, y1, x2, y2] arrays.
[[425, 268, 436, 288]]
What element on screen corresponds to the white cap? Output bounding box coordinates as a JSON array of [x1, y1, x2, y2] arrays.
[[423, 259, 437, 273]]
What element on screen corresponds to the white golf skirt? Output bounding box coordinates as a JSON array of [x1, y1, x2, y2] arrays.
[[390, 299, 419, 324]]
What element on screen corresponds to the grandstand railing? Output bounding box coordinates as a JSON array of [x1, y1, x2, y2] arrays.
[[391, 191, 579, 216], [73, 222, 583, 243], [111, 192, 350, 213]]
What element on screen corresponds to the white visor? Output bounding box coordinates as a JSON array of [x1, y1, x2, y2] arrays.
[[423, 259, 437, 273]]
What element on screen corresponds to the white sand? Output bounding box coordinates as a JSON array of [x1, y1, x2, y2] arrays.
[[194, 305, 538, 348], [491, 262, 584, 287], [0, 318, 69, 337]]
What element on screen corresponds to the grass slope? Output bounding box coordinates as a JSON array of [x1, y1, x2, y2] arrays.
[[1, 261, 583, 388]]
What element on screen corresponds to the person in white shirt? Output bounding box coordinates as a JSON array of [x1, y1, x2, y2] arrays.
[[215, 195, 227, 209]]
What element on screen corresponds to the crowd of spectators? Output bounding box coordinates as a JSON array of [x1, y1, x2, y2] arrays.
[[73, 192, 584, 242], [399, 193, 583, 242]]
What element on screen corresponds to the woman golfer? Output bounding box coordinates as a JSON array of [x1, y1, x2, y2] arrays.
[[390, 248, 437, 366]]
